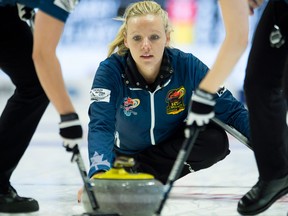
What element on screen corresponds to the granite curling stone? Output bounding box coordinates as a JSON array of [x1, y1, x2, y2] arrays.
[[82, 157, 164, 216]]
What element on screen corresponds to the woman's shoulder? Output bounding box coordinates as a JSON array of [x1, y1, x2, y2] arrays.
[[166, 47, 196, 60], [93, 54, 127, 86], [165, 47, 202, 69], [98, 53, 127, 72]]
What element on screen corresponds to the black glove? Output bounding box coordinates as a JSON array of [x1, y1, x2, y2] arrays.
[[59, 113, 83, 151], [186, 88, 216, 127], [185, 88, 216, 138]]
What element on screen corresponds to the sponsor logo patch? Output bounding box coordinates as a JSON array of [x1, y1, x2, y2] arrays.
[[90, 88, 111, 103]]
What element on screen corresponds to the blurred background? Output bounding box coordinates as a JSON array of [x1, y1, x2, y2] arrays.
[[0, 0, 268, 146]]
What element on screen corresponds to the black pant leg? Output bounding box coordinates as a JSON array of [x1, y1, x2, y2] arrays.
[[186, 122, 230, 171], [0, 6, 49, 191], [125, 122, 229, 184], [244, 1, 288, 181]]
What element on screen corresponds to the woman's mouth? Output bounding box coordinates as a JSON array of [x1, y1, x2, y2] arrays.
[[141, 54, 153, 59]]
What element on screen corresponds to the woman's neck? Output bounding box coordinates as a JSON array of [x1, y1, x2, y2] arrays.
[[137, 63, 161, 84]]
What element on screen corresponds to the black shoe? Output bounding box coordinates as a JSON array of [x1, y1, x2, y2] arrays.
[[237, 174, 288, 215], [0, 186, 39, 213]]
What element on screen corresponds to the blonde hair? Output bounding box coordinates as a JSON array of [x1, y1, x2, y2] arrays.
[[108, 0, 172, 57]]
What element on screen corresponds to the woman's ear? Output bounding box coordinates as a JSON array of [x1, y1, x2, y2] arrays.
[[165, 32, 171, 46], [124, 32, 129, 48]]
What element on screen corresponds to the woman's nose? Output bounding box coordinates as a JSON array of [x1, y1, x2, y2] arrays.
[[141, 38, 151, 50]]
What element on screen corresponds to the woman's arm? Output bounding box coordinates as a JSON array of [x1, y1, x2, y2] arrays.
[[186, 0, 250, 128], [199, 0, 249, 93], [33, 11, 75, 115], [32, 11, 83, 151], [87, 62, 119, 177], [214, 89, 250, 139]]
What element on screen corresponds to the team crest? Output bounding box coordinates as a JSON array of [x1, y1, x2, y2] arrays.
[[166, 86, 186, 114], [121, 97, 140, 116]]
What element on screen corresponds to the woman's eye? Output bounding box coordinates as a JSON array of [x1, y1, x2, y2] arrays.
[[150, 35, 160, 40], [133, 36, 142, 41]]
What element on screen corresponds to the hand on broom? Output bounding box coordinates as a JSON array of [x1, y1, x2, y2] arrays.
[[185, 88, 216, 137]]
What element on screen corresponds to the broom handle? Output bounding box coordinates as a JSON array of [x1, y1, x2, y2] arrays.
[[211, 118, 251, 149], [155, 126, 201, 215], [71, 145, 99, 211]]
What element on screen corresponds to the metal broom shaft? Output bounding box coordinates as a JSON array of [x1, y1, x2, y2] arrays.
[[71, 146, 121, 216], [211, 118, 251, 149], [154, 126, 201, 215], [72, 145, 99, 211]]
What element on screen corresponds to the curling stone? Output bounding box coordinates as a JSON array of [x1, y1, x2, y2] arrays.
[[82, 157, 164, 216]]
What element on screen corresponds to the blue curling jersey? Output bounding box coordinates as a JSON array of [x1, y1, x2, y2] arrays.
[[88, 47, 250, 177]]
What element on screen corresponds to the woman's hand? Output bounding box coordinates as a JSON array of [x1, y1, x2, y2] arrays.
[[77, 172, 105, 203], [77, 187, 83, 203]]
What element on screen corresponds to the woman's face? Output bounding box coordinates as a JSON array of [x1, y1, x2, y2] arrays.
[[124, 14, 170, 82]]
